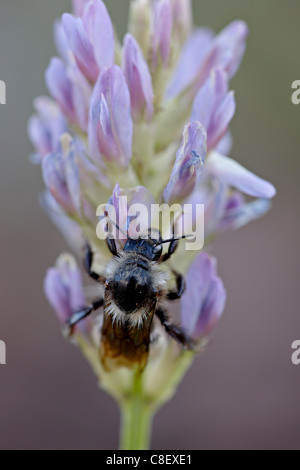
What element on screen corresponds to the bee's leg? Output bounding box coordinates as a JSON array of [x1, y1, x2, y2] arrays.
[[155, 307, 194, 349], [160, 239, 179, 263], [167, 271, 186, 300], [84, 242, 106, 284], [68, 298, 104, 335], [106, 235, 118, 256]]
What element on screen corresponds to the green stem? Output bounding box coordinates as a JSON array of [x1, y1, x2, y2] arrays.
[[119, 374, 154, 450]]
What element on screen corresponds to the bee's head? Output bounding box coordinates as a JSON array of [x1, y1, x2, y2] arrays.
[[124, 237, 163, 261]]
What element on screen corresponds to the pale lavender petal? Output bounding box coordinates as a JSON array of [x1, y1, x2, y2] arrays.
[[42, 146, 81, 214], [209, 91, 235, 150], [191, 68, 227, 129], [29, 97, 67, 159], [166, 28, 214, 99], [68, 63, 92, 131], [164, 121, 207, 203], [28, 115, 52, 158], [64, 151, 81, 213], [62, 13, 99, 82], [58, 255, 86, 312], [44, 268, 72, 322], [171, 0, 192, 39], [181, 253, 226, 340], [34, 97, 67, 146], [212, 20, 249, 79], [127, 186, 155, 237], [215, 131, 233, 155], [224, 190, 245, 211], [122, 34, 154, 121], [88, 100, 103, 165], [193, 277, 226, 339], [76, 138, 110, 187], [91, 93, 118, 159], [110, 183, 129, 233], [153, 0, 173, 67], [45, 58, 76, 122], [42, 152, 72, 212], [108, 184, 155, 238], [191, 68, 235, 151], [40, 192, 84, 255], [53, 19, 70, 62], [83, 0, 114, 71], [206, 152, 277, 198], [89, 66, 133, 167], [166, 151, 204, 203], [196, 20, 249, 89], [72, 0, 89, 17], [181, 252, 217, 335], [220, 195, 272, 231], [44, 254, 87, 324], [129, 185, 155, 209]]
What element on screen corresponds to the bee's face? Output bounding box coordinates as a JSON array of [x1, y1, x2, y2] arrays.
[[108, 261, 156, 314], [124, 238, 163, 261]]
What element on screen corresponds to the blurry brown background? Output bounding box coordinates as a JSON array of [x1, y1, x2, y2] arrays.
[[0, 0, 299, 450]]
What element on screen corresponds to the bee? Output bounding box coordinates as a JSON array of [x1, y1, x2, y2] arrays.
[[68, 225, 194, 372]]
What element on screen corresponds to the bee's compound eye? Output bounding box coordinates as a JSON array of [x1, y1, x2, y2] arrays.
[[153, 244, 162, 254]]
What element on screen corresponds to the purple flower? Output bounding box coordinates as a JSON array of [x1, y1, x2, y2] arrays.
[[152, 0, 173, 68], [194, 20, 249, 91], [186, 180, 273, 240], [29, 0, 277, 429], [122, 34, 154, 121], [191, 68, 236, 152], [42, 138, 81, 214], [205, 152, 276, 199], [62, 0, 114, 82], [215, 131, 233, 155], [72, 0, 89, 17], [28, 96, 67, 161], [164, 121, 207, 203], [45, 58, 92, 131], [166, 28, 214, 98], [167, 20, 248, 99], [44, 254, 87, 324], [219, 193, 272, 232], [40, 191, 84, 254], [181, 253, 226, 340], [53, 19, 70, 63], [89, 65, 133, 167], [104, 183, 155, 242], [171, 0, 192, 40]]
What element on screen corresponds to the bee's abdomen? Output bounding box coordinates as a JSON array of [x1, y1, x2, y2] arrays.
[[100, 312, 154, 372]]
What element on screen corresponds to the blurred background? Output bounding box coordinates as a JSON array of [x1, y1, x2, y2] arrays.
[[0, 0, 299, 450]]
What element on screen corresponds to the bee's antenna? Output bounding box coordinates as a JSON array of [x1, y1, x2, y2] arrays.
[[154, 234, 194, 246], [103, 210, 128, 239]]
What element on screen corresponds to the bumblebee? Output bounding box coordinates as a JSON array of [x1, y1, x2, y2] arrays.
[[68, 229, 193, 371]]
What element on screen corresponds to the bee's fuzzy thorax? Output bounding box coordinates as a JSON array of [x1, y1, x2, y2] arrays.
[[105, 251, 169, 291], [104, 251, 169, 328]]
